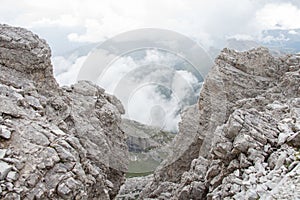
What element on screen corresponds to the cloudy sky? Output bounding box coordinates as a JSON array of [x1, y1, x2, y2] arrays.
[[1, 0, 300, 131], [1, 0, 300, 53]]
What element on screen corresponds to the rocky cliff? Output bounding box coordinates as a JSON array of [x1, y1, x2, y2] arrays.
[[0, 24, 128, 199], [140, 47, 300, 199], [2, 24, 300, 200]]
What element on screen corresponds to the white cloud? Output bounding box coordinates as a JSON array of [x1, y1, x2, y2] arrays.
[[256, 3, 300, 30], [97, 55, 138, 92], [260, 34, 289, 43], [227, 34, 255, 41], [32, 14, 80, 27], [52, 55, 87, 86], [3, 0, 300, 131], [2, 0, 292, 47], [126, 85, 181, 132], [288, 30, 299, 35], [73, 1, 298, 47], [53, 49, 200, 131], [67, 15, 139, 42]]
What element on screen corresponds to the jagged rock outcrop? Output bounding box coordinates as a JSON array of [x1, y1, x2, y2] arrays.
[[140, 47, 300, 199], [117, 175, 153, 200], [0, 24, 58, 92], [0, 24, 128, 199]]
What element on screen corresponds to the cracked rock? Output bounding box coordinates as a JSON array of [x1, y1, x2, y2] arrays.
[[0, 126, 11, 140], [0, 24, 128, 200], [140, 48, 300, 199], [0, 161, 12, 180]]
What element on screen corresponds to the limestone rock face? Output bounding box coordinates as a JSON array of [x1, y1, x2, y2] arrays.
[[140, 48, 300, 199], [117, 175, 153, 200], [0, 24, 58, 92], [0, 24, 128, 199]]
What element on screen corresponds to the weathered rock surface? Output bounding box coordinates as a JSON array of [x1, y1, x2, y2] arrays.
[[117, 175, 153, 200], [140, 47, 300, 199], [0, 24, 58, 92], [3, 24, 300, 200], [0, 24, 128, 199]]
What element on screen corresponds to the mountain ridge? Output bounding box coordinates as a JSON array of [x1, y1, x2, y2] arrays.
[[140, 47, 300, 199]]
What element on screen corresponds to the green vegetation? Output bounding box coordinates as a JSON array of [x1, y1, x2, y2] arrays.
[[122, 119, 177, 178], [128, 153, 160, 173]]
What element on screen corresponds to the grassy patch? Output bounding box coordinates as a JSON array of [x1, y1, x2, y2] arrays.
[[128, 156, 160, 173]]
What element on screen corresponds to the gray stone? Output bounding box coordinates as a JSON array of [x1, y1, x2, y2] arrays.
[[25, 95, 43, 110], [4, 193, 21, 200], [278, 132, 291, 145], [6, 182, 14, 191], [0, 25, 128, 200], [0, 126, 11, 139], [245, 189, 258, 200], [105, 180, 114, 188], [57, 183, 71, 197], [71, 80, 100, 96], [0, 24, 128, 200], [0, 161, 12, 180], [49, 125, 66, 136], [254, 161, 266, 177], [117, 175, 153, 199], [0, 149, 7, 159], [6, 171, 19, 182], [287, 132, 300, 147], [140, 47, 300, 199], [275, 152, 287, 170], [0, 24, 58, 90], [2, 24, 300, 200]]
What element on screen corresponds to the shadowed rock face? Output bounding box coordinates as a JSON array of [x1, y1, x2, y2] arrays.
[[140, 48, 300, 199], [0, 24, 128, 200]]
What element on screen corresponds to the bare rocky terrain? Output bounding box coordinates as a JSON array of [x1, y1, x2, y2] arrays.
[[1, 24, 300, 200], [140, 47, 300, 199], [0, 24, 128, 200]]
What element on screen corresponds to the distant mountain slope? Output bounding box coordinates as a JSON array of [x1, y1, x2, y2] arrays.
[[121, 119, 175, 177]]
